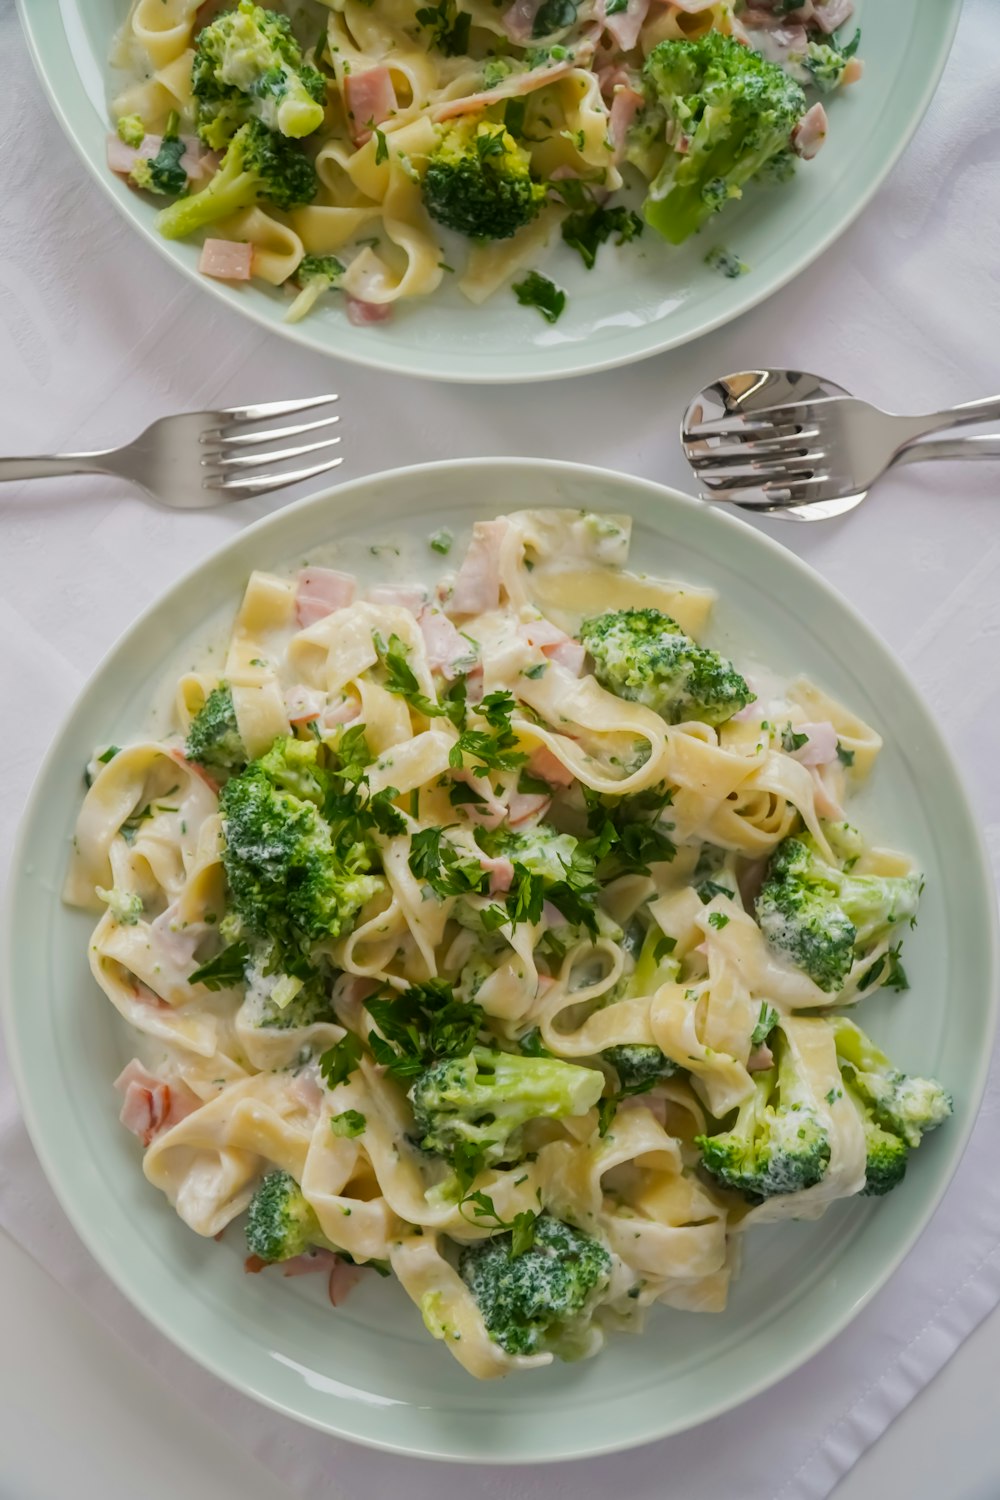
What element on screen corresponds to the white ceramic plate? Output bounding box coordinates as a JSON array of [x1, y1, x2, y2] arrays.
[[4, 460, 996, 1461], [19, 1, 960, 382]]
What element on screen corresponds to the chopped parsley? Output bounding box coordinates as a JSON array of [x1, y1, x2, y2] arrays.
[[449, 690, 527, 776], [512, 271, 566, 324], [561, 203, 643, 271], [319, 1032, 364, 1088], [836, 742, 856, 767], [189, 941, 248, 991], [374, 632, 442, 718], [707, 911, 730, 930], [366, 980, 483, 1080], [781, 723, 809, 753]]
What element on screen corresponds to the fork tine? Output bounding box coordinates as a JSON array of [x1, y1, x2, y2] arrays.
[[699, 464, 828, 494], [700, 474, 834, 505], [209, 413, 341, 446], [209, 454, 344, 496], [203, 434, 342, 471], [685, 426, 820, 455], [683, 411, 816, 441], [688, 442, 828, 472], [218, 394, 339, 423]]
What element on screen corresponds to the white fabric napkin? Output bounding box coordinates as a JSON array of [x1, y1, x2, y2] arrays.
[[2, 2, 1000, 1496]]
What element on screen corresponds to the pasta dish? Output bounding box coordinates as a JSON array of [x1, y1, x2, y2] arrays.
[[105, 0, 862, 324], [66, 509, 951, 1378]]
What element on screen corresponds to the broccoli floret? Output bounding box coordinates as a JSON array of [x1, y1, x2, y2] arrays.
[[219, 738, 381, 957], [459, 1213, 611, 1357], [840, 1079, 909, 1197], [129, 111, 188, 196], [185, 684, 248, 776], [580, 607, 753, 726], [96, 885, 144, 925], [696, 1026, 831, 1201], [804, 42, 852, 94], [156, 119, 317, 241], [245, 1169, 337, 1262], [422, 120, 546, 241], [117, 114, 146, 148], [285, 254, 344, 323], [640, 33, 807, 245], [410, 1046, 603, 1167], [604, 1044, 678, 1091], [192, 0, 327, 146], [756, 834, 922, 993], [834, 1018, 952, 1150]]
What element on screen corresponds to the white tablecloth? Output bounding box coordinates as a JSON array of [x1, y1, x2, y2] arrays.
[[2, 2, 999, 1496]]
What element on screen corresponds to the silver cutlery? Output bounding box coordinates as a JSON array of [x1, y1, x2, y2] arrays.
[[682, 371, 1000, 521], [0, 394, 342, 509]]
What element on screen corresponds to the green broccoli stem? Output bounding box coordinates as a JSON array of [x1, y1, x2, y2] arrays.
[[646, 135, 744, 244], [156, 153, 260, 240]]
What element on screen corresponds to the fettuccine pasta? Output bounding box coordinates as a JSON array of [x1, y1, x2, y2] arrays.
[[67, 508, 951, 1378]]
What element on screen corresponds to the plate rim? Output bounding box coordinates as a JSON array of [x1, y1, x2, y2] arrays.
[[3, 456, 997, 1462], [17, 1, 963, 385]]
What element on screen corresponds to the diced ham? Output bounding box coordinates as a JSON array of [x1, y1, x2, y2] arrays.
[[842, 56, 864, 86], [152, 904, 202, 969], [480, 854, 515, 894], [598, 65, 632, 102], [282, 1248, 338, 1276], [504, 0, 544, 43], [419, 607, 476, 680], [602, 0, 651, 55], [346, 296, 393, 327], [792, 102, 828, 160], [508, 791, 551, 827], [344, 67, 398, 147], [329, 1258, 365, 1306], [285, 684, 326, 725], [789, 721, 838, 767], [521, 619, 567, 650], [107, 134, 140, 175], [114, 1060, 198, 1147], [290, 1070, 325, 1112], [547, 639, 585, 675], [295, 567, 356, 628], [452, 770, 507, 829], [432, 60, 578, 122], [609, 86, 644, 160], [745, 23, 808, 65], [168, 746, 220, 793], [541, 900, 564, 927], [198, 239, 253, 281], [812, 0, 853, 33], [748, 1042, 774, 1072], [528, 745, 576, 788], [448, 520, 507, 617], [368, 584, 426, 612], [323, 693, 362, 727]]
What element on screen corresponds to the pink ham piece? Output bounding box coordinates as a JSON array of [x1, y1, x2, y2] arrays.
[[295, 567, 356, 628], [344, 67, 397, 147], [528, 745, 575, 788], [810, 766, 844, 822], [602, 0, 651, 56], [329, 1258, 365, 1306], [480, 854, 515, 894], [346, 296, 393, 327], [198, 239, 253, 281], [548, 639, 586, 675], [107, 134, 140, 175], [811, 0, 853, 33], [114, 1060, 198, 1147], [448, 520, 507, 617], [521, 619, 567, 650], [792, 102, 828, 160], [503, 0, 544, 43], [419, 607, 476, 680], [748, 1042, 774, 1073], [168, 746, 220, 793], [789, 721, 838, 767], [285, 684, 326, 725], [609, 86, 644, 160], [508, 791, 551, 827], [106, 133, 209, 182], [323, 693, 362, 727], [368, 584, 426, 612]]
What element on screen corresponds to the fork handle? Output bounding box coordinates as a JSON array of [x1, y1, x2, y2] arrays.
[[895, 435, 1000, 466], [0, 452, 115, 482], [916, 394, 1000, 437]]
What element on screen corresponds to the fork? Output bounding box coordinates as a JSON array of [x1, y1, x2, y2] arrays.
[[682, 374, 1000, 513], [0, 395, 342, 509]]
